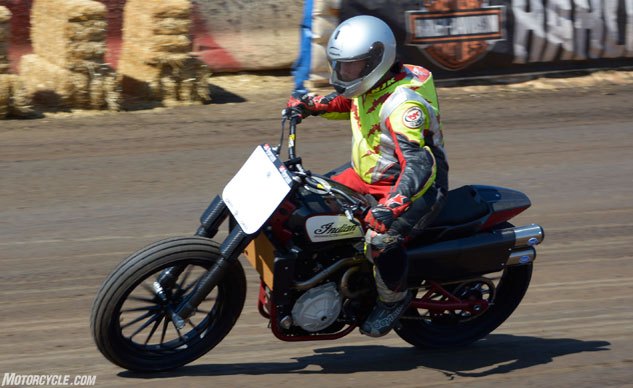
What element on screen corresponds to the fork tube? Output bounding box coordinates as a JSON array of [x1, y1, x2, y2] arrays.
[[175, 225, 253, 323], [156, 265, 186, 290], [158, 196, 229, 289], [196, 195, 230, 238]]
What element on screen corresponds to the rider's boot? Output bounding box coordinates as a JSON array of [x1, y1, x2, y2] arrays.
[[360, 269, 412, 337]]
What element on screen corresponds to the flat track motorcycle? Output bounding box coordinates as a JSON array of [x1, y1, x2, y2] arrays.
[[90, 116, 544, 372]]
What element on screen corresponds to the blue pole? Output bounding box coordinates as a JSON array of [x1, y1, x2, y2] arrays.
[[292, 0, 314, 96]]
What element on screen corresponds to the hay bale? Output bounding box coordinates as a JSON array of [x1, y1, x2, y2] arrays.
[[66, 20, 107, 42], [152, 0, 191, 18], [119, 0, 210, 105], [0, 52, 8, 73], [0, 6, 10, 23], [70, 71, 91, 108], [103, 72, 121, 111], [119, 0, 192, 62], [0, 6, 10, 75], [88, 66, 120, 110], [31, 0, 107, 70], [67, 41, 106, 61], [66, 1, 106, 22], [150, 35, 191, 53], [0, 74, 10, 118], [19, 54, 75, 107], [153, 18, 191, 35], [159, 58, 211, 105], [26, 0, 117, 110], [19, 53, 118, 111], [0, 74, 36, 119], [8, 75, 36, 118]]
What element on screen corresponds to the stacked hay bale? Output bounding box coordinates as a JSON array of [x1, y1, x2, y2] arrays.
[[19, 0, 119, 110], [0, 6, 10, 75], [1, 6, 34, 119], [0, 74, 34, 119], [0, 6, 11, 118], [118, 0, 210, 105]]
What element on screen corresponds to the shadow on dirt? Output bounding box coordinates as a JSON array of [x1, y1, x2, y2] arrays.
[[119, 334, 610, 379], [208, 84, 247, 104]]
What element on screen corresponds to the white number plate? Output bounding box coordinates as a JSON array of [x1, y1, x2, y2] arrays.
[[222, 145, 294, 234]]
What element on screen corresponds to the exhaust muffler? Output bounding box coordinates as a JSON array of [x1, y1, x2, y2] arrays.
[[407, 223, 545, 280], [512, 224, 544, 248]]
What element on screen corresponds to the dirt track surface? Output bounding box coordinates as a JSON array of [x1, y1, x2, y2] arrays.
[[1, 72, 633, 387]]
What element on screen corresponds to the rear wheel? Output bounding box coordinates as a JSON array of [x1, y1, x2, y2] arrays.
[[90, 236, 246, 372], [395, 264, 532, 348]]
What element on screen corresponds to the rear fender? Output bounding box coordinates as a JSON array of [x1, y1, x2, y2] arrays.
[[474, 185, 531, 230]]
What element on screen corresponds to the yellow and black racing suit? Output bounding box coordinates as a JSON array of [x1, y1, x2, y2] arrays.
[[315, 64, 449, 292]]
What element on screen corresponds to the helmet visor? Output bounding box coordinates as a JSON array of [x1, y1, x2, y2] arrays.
[[330, 42, 385, 91], [333, 59, 370, 82]]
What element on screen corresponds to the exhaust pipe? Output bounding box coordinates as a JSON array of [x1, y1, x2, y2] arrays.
[[507, 247, 536, 265], [513, 224, 544, 248], [406, 223, 545, 279], [506, 224, 543, 266]]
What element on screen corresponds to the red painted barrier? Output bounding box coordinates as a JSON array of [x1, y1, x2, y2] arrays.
[[3, 0, 33, 72], [1, 0, 242, 72]]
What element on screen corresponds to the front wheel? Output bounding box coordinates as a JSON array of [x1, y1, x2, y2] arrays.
[[90, 236, 246, 372], [395, 264, 532, 348]]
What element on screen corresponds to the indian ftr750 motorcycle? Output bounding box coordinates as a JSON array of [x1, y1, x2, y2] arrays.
[[90, 116, 545, 372]]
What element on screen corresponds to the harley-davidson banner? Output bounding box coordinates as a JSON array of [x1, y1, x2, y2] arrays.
[[340, 0, 633, 76]]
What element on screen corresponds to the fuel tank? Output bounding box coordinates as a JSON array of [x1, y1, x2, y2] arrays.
[[284, 175, 368, 245]]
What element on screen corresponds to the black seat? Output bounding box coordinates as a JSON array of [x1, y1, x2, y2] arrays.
[[430, 185, 490, 227], [407, 186, 491, 245]]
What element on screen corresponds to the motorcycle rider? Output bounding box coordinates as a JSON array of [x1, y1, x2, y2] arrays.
[[285, 15, 448, 337]]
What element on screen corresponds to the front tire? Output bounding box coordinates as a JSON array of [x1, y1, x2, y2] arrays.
[[395, 264, 532, 348], [90, 236, 246, 372]]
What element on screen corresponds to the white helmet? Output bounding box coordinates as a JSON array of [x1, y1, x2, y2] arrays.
[[326, 15, 397, 98]]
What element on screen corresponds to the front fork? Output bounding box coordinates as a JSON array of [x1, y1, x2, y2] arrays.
[[157, 195, 253, 328]]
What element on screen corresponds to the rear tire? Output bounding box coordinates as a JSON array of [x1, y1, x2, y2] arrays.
[[90, 236, 246, 372], [395, 264, 532, 348]]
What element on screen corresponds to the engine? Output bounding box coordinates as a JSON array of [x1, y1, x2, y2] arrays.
[[269, 175, 374, 334], [291, 282, 342, 332]]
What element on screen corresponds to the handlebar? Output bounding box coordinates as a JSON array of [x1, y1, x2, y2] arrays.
[[280, 112, 307, 174], [288, 116, 299, 161], [278, 112, 369, 224]]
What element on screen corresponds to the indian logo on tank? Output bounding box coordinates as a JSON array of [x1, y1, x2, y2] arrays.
[[306, 215, 363, 242], [405, 0, 506, 71]]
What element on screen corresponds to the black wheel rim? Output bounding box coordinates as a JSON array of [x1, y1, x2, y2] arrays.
[[114, 260, 223, 355]]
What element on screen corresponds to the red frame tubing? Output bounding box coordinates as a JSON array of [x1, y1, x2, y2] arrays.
[[409, 281, 490, 316], [257, 280, 271, 319]]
